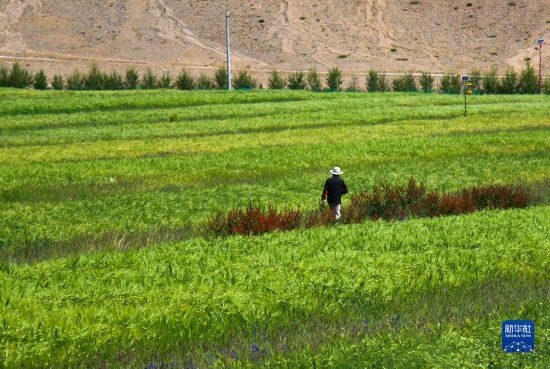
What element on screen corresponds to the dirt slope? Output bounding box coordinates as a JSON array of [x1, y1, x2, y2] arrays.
[[1, 0, 549, 78]]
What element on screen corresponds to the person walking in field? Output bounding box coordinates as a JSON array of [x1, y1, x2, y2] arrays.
[[321, 166, 348, 220]]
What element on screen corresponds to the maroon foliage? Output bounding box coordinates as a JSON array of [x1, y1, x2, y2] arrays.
[[207, 204, 302, 236], [305, 207, 337, 228], [208, 178, 531, 237], [349, 177, 530, 221]]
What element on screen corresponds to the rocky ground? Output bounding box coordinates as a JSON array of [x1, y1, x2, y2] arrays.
[[0, 0, 549, 81]]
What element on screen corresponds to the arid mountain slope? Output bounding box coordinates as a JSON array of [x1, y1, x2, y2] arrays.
[[0, 0, 549, 77]]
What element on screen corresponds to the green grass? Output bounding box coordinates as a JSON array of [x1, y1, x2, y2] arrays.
[[0, 88, 549, 367], [1, 208, 549, 367], [1, 90, 549, 261]]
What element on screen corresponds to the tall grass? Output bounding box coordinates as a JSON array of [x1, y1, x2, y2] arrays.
[[207, 178, 532, 236], [0, 91, 548, 261], [1, 206, 548, 367]]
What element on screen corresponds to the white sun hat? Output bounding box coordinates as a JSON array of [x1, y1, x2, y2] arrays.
[[330, 166, 343, 175]]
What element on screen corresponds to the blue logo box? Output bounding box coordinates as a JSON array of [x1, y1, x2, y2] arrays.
[[502, 320, 535, 353]]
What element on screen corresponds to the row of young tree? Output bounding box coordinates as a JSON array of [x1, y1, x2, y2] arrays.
[[0, 62, 548, 94], [363, 64, 545, 94]]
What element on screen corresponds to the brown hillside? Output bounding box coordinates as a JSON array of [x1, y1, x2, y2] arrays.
[[1, 0, 549, 79]]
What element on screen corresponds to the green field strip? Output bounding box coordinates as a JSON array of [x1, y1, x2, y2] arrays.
[[2, 115, 548, 167], [0, 89, 317, 117], [1, 206, 548, 367], [1, 150, 548, 260]]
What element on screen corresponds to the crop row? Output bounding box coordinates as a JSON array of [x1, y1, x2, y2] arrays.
[[1, 91, 548, 262], [1, 206, 549, 367], [208, 178, 531, 236], [1, 140, 548, 261]]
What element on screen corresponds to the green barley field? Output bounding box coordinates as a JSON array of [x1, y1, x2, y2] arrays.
[[0, 88, 549, 368]]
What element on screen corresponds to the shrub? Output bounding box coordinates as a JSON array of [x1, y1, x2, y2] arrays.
[[0, 64, 9, 87], [518, 62, 538, 94], [499, 68, 518, 94], [125, 68, 140, 90], [103, 71, 124, 90], [159, 72, 172, 89], [349, 177, 529, 221], [305, 207, 338, 228], [482, 67, 499, 94], [232, 70, 256, 90], [8, 62, 33, 88], [367, 69, 379, 92], [268, 71, 286, 89], [214, 66, 228, 90], [377, 73, 390, 92], [196, 74, 214, 90], [102, 72, 123, 91], [287, 71, 306, 90], [392, 73, 417, 92], [440, 73, 461, 94], [84, 64, 104, 90], [51, 75, 64, 90], [326, 66, 343, 91], [207, 204, 302, 236], [33, 69, 48, 90], [461, 184, 529, 210], [66, 70, 85, 90], [208, 178, 531, 237], [419, 72, 434, 92], [345, 76, 361, 92], [306, 68, 322, 91], [175, 70, 195, 90], [141, 68, 157, 89], [545, 78, 550, 95], [469, 69, 482, 92]]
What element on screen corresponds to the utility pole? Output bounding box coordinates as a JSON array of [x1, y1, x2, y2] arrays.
[[225, 9, 232, 91], [536, 39, 545, 94]]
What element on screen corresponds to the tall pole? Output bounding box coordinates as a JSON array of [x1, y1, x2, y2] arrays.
[[539, 44, 542, 94], [464, 86, 467, 116], [225, 9, 232, 91], [537, 39, 545, 94]]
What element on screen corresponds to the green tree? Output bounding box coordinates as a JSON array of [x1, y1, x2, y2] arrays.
[[141, 68, 158, 89], [66, 70, 85, 90], [392, 74, 417, 92], [377, 73, 390, 92], [440, 73, 461, 94], [482, 68, 499, 94], [498, 69, 518, 94], [175, 70, 195, 90], [125, 68, 140, 90], [232, 70, 256, 90], [214, 66, 228, 90], [419, 72, 434, 92], [0, 65, 10, 87], [518, 62, 538, 94], [306, 68, 322, 92], [196, 74, 214, 90], [268, 71, 286, 89], [159, 72, 172, 89], [84, 64, 104, 90], [51, 74, 64, 90], [367, 69, 379, 92], [287, 71, 306, 90], [104, 71, 124, 90], [326, 66, 343, 91], [8, 62, 33, 88], [33, 69, 48, 90], [345, 77, 361, 92], [545, 78, 550, 95], [469, 69, 482, 92]]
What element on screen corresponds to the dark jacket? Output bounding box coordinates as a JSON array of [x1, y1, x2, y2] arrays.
[[322, 176, 348, 204]]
